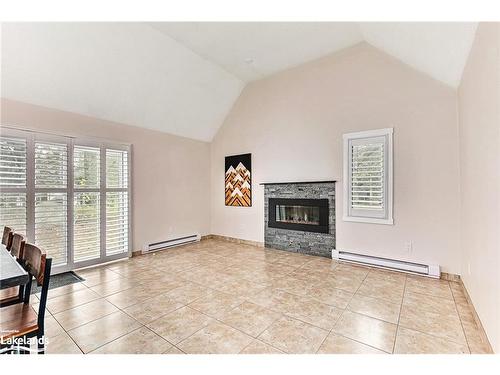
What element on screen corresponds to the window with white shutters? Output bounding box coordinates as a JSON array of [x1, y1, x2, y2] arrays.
[[35, 141, 67, 188], [0, 127, 131, 272], [0, 137, 27, 188], [106, 191, 128, 256], [74, 146, 100, 188], [0, 136, 27, 233], [106, 149, 129, 256], [74, 191, 100, 262], [106, 149, 128, 188], [34, 140, 69, 265], [343, 128, 393, 225], [35, 192, 67, 265], [73, 145, 101, 262]]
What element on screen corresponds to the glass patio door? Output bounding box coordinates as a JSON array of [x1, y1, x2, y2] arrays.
[[0, 127, 131, 274]]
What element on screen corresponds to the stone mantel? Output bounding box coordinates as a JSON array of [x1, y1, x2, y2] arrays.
[[260, 180, 337, 186]]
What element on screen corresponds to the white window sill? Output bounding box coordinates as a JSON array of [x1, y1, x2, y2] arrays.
[[343, 216, 394, 225]]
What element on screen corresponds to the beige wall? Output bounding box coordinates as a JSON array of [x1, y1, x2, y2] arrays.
[[458, 23, 500, 352], [211, 43, 461, 273], [0, 98, 212, 251]]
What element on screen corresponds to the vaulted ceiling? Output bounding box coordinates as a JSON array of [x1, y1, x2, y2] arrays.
[[1, 22, 477, 141], [152, 22, 477, 87]]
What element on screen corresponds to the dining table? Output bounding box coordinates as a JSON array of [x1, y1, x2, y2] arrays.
[[0, 243, 29, 290]]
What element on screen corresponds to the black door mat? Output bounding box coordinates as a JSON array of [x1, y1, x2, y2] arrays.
[[30, 271, 85, 294]]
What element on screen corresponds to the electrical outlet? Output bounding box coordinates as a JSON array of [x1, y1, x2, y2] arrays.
[[404, 241, 412, 254]]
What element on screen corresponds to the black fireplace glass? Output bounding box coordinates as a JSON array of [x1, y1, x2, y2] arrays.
[[268, 198, 329, 234], [275, 205, 320, 225]]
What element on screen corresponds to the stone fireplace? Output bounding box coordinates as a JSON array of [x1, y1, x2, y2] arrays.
[[263, 181, 335, 258]]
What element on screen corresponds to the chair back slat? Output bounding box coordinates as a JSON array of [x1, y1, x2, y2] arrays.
[[22, 243, 47, 286], [10, 233, 26, 260], [6, 232, 14, 250], [2, 226, 13, 247]]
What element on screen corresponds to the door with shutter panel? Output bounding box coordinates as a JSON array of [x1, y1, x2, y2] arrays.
[[0, 128, 131, 273]]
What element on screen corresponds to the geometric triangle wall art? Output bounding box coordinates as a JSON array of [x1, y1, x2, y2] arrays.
[[225, 153, 251, 207]]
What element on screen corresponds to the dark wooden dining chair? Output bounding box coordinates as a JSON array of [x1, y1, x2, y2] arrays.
[[2, 226, 13, 249], [0, 243, 52, 354], [0, 233, 27, 307], [9, 233, 26, 260]]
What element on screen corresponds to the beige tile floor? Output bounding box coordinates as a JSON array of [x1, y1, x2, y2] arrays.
[[27, 239, 492, 354]]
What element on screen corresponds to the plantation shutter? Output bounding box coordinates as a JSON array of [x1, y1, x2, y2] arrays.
[[34, 140, 68, 265], [0, 136, 27, 233], [73, 145, 101, 262], [105, 149, 129, 256], [35, 141, 68, 188], [74, 146, 100, 188], [347, 133, 390, 221], [351, 140, 384, 210]]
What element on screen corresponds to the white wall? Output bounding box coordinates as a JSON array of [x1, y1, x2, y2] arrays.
[[211, 43, 461, 274], [458, 22, 500, 353], [1, 98, 212, 252]]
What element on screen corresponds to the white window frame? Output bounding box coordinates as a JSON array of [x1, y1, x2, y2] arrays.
[[343, 128, 393, 225], [0, 126, 132, 273]]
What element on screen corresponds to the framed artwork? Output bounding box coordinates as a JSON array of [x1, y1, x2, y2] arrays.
[[225, 153, 251, 207]]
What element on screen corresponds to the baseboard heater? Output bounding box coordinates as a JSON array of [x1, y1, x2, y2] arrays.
[[331, 250, 440, 278], [142, 234, 200, 254]]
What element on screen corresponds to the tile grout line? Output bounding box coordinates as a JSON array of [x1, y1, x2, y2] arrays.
[[108, 280, 240, 353], [174, 298, 266, 351], [61, 272, 207, 353], [80, 286, 192, 353], [391, 273, 407, 354], [246, 266, 412, 351], [85, 324, 146, 354], [239, 335, 285, 354], [395, 280, 473, 350], [315, 264, 370, 354], [66, 293, 143, 353], [370, 272, 468, 346], [327, 330, 393, 354], [141, 325, 187, 354], [31, 282, 89, 354], [81, 258, 231, 353], [449, 281, 473, 354], [54, 308, 119, 333]]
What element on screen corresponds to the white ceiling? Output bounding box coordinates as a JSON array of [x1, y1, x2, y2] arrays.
[[359, 23, 478, 88], [150, 22, 477, 87], [1, 22, 244, 142], [150, 22, 364, 82], [1, 22, 477, 142]]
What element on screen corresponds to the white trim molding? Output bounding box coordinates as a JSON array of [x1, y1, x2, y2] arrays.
[[343, 128, 394, 225]]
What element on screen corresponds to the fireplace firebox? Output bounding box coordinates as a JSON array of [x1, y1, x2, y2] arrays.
[[268, 198, 329, 234]]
